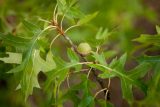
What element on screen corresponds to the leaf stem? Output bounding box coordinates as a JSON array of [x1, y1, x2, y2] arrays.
[[53, 4, 58, 21], [87, 68, 92, 79], [50, 34, 60, 49], [64, 24, 79, 33], [94, 88, 108, 98]]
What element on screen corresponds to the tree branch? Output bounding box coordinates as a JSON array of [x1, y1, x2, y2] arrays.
[[51, 20, 110, 100]]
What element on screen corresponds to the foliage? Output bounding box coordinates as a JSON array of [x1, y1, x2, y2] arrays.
[[0, 0, 159, 107]]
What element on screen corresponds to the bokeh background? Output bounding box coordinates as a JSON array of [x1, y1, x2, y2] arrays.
[[0, 0, 160, 107]]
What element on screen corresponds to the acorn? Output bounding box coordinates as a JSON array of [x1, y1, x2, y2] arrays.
[[77, 42, 91, 56]]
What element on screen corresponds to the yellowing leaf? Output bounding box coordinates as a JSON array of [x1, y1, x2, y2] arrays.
[[33, 50, 56, 72], [156, 25, 160, 35], [5, 20, 54, 101], [16, 50, 56, 101], [0, 52, 22, 64]]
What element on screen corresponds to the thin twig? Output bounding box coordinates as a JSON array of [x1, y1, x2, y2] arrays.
[[53, 4, 58, 21], [38, 18, 51, 23], [50, 34, 60, 49], [94, 88, 108, 98], [55, 13, 59, 23], [67, 72, 70, 88], [64, 25, 79, 33], [60, 14, 65, 30], [105, 78, 111, 101], [108, 78, 111, 88], [105, 90, 109, 101], [80, 68, 90, 72], [87, 68, 92, 79]]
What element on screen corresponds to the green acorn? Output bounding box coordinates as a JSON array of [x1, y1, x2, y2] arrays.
[[77, 42, 91, 55]]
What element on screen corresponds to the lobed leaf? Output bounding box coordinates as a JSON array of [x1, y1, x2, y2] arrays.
[[0, 52, 22, 64], [4, 20, 55, 101], [88, 53, 148, 102], [33, 50, 56, 72], [88, 63, 147, 101]]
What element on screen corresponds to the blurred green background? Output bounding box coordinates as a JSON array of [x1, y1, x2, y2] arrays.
[[0, 0, 160, 107]]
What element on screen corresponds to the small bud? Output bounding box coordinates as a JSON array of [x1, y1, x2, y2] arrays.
[[77, 42, 91, 55]]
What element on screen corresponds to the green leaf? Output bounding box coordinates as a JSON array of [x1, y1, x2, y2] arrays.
[[128, 62, 151, 79], [100, 54, 126, 78], [0, 52, 22, 64], [139, 55, 160, 62], [7, 64, 24, 73], [98, 54, 127, 79], [96, 27, 110, 40], [67, 7, 85, 19], [103, 50, 117, 59], [44, 56, 82, 90], [78, 96, 94, 107], [17, 50, 56, 101], [109, 57, 118, 68], [92, 52, 107, 65], [109, 53, 127, 72], [133, 34, 160, 46], [89, 27, 111, 46], [87, 56, 148, 102], [97, 99, 113, 107], [60, 75, 94, 106], [77, 12, 98, 25], [58, 0, 67, 6], [0, 33, 30, 48], [22, 20, 41, 34], [118, 53, 127, 71], [67, 48, 81, 72], [57, 0, 67, 13], [67, 48, 79, 62], [59, 89, 81, 106], [20, 57, 40, 101], [0, 18, 4, 32], [98, 72, 115, 79], [5, 20, 54, 101], [120, 78, 133, 101]]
